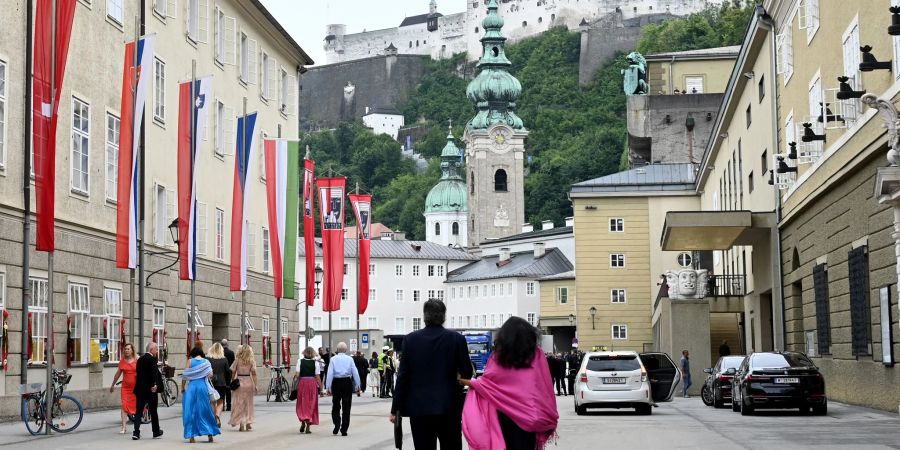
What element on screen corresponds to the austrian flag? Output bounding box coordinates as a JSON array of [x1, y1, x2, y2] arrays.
[[264, 139, 300, 299]]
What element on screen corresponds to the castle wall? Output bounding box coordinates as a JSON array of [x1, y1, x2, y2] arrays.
[[578, 12, 675, 86]]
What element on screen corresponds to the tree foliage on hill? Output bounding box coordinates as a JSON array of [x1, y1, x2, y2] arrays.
[[637, 1, 755, 54]]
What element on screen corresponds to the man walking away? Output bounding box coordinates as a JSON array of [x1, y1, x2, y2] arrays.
[[326, 342, 360, 436], [718, 340, 731, 358], [133, 342, 164, 440], [565, 351, 578, 396], [353, 351, 369, 397], [554, 354, 567, 395], [378, 346, 389, 397], [390, 300, 472, 450], [221, 339, 235, 411], [680, 350, 692, 398], [381, 350, 396, 398]]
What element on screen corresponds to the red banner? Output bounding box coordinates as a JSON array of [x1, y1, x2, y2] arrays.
[[32, 0, 77, 251], [303, 158, 316, 306], [317, 178, 346, 312], [349, 194, 372, 314]]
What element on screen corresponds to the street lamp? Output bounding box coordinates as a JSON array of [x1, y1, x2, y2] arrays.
[[568, 314, 576, 325], [589, 306, 597, 330], [312, 265, 323, 349], [145, 219, 181, 286]]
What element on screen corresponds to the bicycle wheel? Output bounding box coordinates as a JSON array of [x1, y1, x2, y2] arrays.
[[277, 376, 290, 402], [266, 378, 275, 402], [164, 379, 179, 406], [22, 396, 44, 436], [48, 394, 84, 433]]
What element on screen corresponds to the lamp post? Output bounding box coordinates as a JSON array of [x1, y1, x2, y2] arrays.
[[568, 313, 577, 351], [307, 265, 323, 349], [589, 306, 597, 330]]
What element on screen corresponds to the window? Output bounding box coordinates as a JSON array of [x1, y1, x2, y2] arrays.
[[437, 290, 445, 301], [0, 272, 5, 310], [427, 265, 435, 277], [153, 183, 175, 245], [413, 290, 421, 302], [68, 282, 90, 364], [280, 67, 295, 114], [745, 104, 751, 128], [154, 58, 165, 122], [798, 0, 819, 41], [105, 113, 120, 202], [214, 7, 236, 65], [434, 222, 441, 236], [748, 171, 754, 194], [340, 316, 350, 329], [841, 17, 862, 121], [261, 316, 270, 337], [848, 247, 871, 355], [498, 284, 504, 296], [467, 286, 473, 298], [452, 222, 459, 235], [610, 254, 625, 268], [343, 264, 348, 275], [526, 282, 535, 296], [395, 265, 403, 276], [104, 287, 123, 362], [437, 266, 444, 277], [394, 317, 405, 333], [311, 316, 322, 331], [0, 60, 6, 168], [369, 264, 375, 276], [490, 284, 496, 296], [195, 202, 208, 255], [555, 287, 568, 304], [367, 317, 377, 329], [186, 0, 209, 43], [368, 288, 376, 302], [526, 313, 536, 326], [153, 0, 173, 18], [412, 265, 420, 277], [215, 208, 225, 260], [106, 0, 123, 23], [341, 289, 348, 301], [412, 318, 422, 331], [245, 221, 256, 266], [611, 289, 626, 304], [214, 99, 233, 156], [757, 74, 765, 102], [239, 31, 258, 84], [152, 305, 165, 343], [813, 263, 831, 355], [761, 150, 767, 173], [612, 324, 628, 340], [30, 277, 49, 363], [776, 23, 794, 83], [609, 218, 624, 232], [508, 282, 512, 294], [806, 73, 823, 160], [684, 76, 703, 94], [71, 97, 90, 194], [280, 317, 288, 337], [427, 289, 435, 300], [395, 289, 404, 302], [261, 51, 278, 101], [677, 252, 692, 268], [494, 169, 508, 191]]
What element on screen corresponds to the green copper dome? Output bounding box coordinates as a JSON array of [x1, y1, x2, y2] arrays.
[[466, 0, 524, 130], [425, 130, 467, 213]]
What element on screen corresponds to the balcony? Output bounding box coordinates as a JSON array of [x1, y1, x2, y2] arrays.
[[655, 274, 746, 310]]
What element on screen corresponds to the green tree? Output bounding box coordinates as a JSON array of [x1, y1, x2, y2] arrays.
[[637, 1, 756, 54]]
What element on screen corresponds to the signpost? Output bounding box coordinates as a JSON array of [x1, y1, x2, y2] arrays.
[[361, 332, 369, 350]]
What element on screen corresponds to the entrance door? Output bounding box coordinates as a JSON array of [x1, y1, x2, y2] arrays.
[[212, 313, 229, 343], [639, 352, 680, 402]]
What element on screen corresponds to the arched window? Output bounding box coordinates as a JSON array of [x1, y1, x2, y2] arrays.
[[452, 222, 460, 235], [494, 169, 508, 192], [471, 172, 475, 194], [435, 222, 441, 236]]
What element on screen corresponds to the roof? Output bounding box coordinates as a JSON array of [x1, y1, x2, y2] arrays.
[[247, 0, 314, 65], [298, 238, 477, 261], [482, 226, 572, 246], [364, 106, 403, 116], [344, 223, 393, 240], [446, 248, 573, 283], [400, 12, 442, 27], [539, 270, 575, 281], [570, 163, 696, 195], [645, 46, 740, 61]]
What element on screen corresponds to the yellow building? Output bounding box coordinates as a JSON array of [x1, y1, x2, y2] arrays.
[[646, 46, 741, 95], [538, 271, 576, 351]]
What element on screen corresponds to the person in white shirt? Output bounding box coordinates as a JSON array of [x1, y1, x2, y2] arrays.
[[325, 342, 361, 436]]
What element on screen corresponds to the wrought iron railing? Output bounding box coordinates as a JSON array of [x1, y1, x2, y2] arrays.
[[707, 274, 746, 297]]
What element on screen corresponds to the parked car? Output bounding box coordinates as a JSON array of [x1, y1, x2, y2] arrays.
[[701, 355, 745, 408], [731, 352, 826, 416], [574, 351, 680, 415]]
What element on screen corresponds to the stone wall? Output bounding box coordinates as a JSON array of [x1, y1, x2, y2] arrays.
[[300, 55, 428, 132], [578, 12, 674, 86], [626, 93, 722, 166]]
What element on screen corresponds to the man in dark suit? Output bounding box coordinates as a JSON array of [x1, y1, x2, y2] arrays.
[[390, 300, 472, 450], [133, 342, 164, 440], [353, 351, 369, 397], [221, 339, 235, 411]]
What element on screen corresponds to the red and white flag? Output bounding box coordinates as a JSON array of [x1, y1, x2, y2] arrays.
[[348, 194, 372, 314], [302, 157, 316, 306], [32, 0, 77, 251], [177, 77, 213, 280], [317, 178, 346, 312], [115, 35, 156, 268]]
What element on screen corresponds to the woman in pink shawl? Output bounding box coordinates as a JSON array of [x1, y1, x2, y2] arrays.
[[460, 317, 559, 450]]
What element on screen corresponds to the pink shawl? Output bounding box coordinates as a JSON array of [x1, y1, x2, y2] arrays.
[[462, 348, 559, 450]]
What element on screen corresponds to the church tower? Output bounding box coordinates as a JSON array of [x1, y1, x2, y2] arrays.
[[424, 128, 468, 247], [463, 0, 527, 249]]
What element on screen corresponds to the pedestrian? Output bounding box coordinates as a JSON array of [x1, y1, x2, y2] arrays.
[[110, 343, 137, 434], [132, 342, 164, 441], [460, 317, 558, 450], [206, 342, 229, 426], [293, 346, 323, 434], [353, 351, 369, 397], [390, 299, 472, 450], [369, 351, 381, 398], [221, 339, 235, 412], [228, 344, 258, 432], [565, 351, 578, 396], [381, 349, 396, 398], [680, 350, 692, 398], [718, 340, 731, 358], [553, 354, 567, 396], [181, 342, 221, 443], [326, 342, 361, 436], [378, 346, 389, 397]]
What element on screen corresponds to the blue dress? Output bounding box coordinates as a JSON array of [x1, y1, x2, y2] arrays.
[[182, 358, 221, 439]]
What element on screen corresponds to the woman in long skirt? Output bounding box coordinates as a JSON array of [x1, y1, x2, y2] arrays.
[[181, 344, 221, 443], [229, 345, 258, 431], [109, 343, 137, 434], [293, 346, 322, 434]]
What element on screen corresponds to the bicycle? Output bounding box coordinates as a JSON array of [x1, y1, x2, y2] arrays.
[[20, 368, 84, 435], [158, 363, 179, 407], [265, 364, 290, 402]]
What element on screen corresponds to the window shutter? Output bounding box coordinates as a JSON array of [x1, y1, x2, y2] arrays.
[[224, 105, 235, 155], [165, 0, 177, 18], [151, 182, 159, 244], [224, 15, 237, 65], [197, 0, 210, 43], [284, 73, 296, 115], [248, 39, 258, 85], [268, 57, 279, 101], [198, 202, 208, 255], [848, 246, 871, 355], [812, 263, 831, 355]]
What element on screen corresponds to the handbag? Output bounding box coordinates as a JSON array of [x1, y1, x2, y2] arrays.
[[288, 377, 299, 401], [230, 378, 241, 391]]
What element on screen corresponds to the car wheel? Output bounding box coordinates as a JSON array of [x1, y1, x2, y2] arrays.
[[635, 404, 652, 415], [701, 385, 714, 406], [575, 404, 587, 416], [812, 403, 827, 416], [800, 405, 810, 415], [740, 398, 754, 416], [713, 389, 725, 409]]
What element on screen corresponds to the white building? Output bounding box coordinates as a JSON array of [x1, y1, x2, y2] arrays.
[[362, 106, 405, 140], [480, 218, 575, 264]]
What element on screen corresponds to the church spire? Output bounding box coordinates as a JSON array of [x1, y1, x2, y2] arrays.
[[429, 0, 437, 15], [440, 124, 462, 180], [465, 0, 524, 130]]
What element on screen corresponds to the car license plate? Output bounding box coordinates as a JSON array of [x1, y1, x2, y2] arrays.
[[774, 377, 799, 384], [603, 377, 626, 384]]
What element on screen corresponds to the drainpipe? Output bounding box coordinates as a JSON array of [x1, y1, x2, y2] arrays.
[[760, 12, 785, 352]]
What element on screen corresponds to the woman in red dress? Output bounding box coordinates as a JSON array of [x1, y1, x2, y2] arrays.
[[110, 343, 138, 434]]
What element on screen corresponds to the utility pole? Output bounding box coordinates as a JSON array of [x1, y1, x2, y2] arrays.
[[21, 0, 34, 389]]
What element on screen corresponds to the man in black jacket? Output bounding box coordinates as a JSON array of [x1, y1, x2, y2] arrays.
[[221, 339, 235, 411], [133, 342, 164, 440], [353, 351, 369, 397], [390, 300, 472, 450]]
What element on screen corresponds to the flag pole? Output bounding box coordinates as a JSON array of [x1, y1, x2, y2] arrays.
[[354, 183, 360, 354], [275, 125, 282, 378], [240, 97, 247, 346], [20, 0, 34, 389], [129, 13, 139, 349], [45, 0, 57, 434], [189, 59, 196, 351]]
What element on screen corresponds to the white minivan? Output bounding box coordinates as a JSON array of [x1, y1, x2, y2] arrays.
[[574, 351, 680, 415]]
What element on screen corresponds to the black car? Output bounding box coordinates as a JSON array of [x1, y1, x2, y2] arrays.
[[731, 352, 826, 416], [701, 355, 745, 408]]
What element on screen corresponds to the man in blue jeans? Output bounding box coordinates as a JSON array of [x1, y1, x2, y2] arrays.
[[680, 350, 692, 398]]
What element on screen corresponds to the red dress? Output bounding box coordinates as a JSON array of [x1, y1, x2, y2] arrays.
[[118, 358, 137, 415]]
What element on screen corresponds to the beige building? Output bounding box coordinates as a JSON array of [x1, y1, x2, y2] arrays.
[[646, 46, 741, 95], [538, 271, 577, 352], [0, 0, 312, 417]]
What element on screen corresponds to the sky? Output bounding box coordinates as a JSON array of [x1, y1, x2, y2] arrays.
[[260, 0, 467, 66]]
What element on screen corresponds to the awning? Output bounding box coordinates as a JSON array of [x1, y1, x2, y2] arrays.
[[661, 210, 774, 251]]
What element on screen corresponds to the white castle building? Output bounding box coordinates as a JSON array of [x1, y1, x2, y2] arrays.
[[324, 0, 723, 64]]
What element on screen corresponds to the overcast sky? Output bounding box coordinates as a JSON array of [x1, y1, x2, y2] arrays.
[[260, 0, 467, 66]]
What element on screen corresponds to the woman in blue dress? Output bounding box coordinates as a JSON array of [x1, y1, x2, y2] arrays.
[[181, 344, 221, 443]]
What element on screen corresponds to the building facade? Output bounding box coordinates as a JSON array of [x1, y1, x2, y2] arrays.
[[538, 271, 577, 352], [424, 130, 468, 247], [0, 0, 312, 417]]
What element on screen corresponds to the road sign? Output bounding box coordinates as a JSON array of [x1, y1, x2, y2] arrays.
[[362, 332, 369, 349], [350, 338, 358, 352], [303, 327, 316, 339]]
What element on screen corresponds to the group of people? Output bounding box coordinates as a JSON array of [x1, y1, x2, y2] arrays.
[[547, 351, 583, 396], [109, 339, 258, 442]]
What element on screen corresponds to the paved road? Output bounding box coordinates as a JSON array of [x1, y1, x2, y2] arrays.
[[1, 393, 898, 449]]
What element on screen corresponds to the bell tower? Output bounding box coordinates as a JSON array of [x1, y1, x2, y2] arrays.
[[463, 0, 527, 250]]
